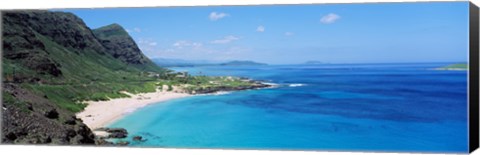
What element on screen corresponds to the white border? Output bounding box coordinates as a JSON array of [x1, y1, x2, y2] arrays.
[[1, 0, 479, 155]]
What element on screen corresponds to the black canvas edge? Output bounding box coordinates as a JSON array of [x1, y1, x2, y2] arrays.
[[469, 1, 480, 153]]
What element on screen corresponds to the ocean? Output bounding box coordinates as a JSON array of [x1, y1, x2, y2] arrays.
[[108, 63, 468, 153]]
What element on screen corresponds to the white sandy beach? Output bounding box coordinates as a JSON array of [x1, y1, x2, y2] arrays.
[[76, 87, 191, 131]]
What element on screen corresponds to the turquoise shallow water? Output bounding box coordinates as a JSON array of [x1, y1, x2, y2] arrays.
[[109, 63, 468, 153]]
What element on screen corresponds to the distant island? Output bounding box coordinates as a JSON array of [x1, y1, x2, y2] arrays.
[[220, 60, 268, 66], [153, 58, 267, 67], [304, 61, 325, 65], [435, 63, 468, 70], [151, 58, 219, 67]]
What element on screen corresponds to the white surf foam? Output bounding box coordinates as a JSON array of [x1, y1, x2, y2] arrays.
[[213, 91, 232, 95], [289, 83, 306, 87]]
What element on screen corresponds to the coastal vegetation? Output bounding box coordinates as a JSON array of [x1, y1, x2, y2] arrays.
[[435, 63, 468, 70], [158, 75, 269, 94]]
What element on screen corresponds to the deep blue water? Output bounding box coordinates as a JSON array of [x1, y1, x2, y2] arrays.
[[109, 63, 468, 153]]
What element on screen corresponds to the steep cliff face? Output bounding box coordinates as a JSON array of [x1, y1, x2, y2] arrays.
[[3, 11, 106, 54], [93, 23, 154, 66], [2, 11, 63, 77], [1, 11, 164, 145]]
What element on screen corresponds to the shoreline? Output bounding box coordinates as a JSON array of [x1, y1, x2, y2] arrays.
[[76, 81, 275, 137], [76, 89, 191, 132]]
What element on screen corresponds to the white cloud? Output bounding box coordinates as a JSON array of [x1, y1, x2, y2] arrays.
[[213, 46, 251, 61], [137, 39, 159, 56], [148, 42, 158, 46], [284, 32, 294, 36], [133, 27, 141, 32], [320, 13, 340, 24], [137, 38, 157, 46], [256, 26, 265, 32], [211, 35, 240, 44], [136, 38, 205, 58], [136, 38, 159, 57], [126, 29, 131, 33], [173, 40, 203, 49], [137, 39, 252, 61], [209, 12, 229, 21]]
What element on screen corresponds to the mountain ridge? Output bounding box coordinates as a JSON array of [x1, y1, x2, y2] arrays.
[[92, 23, 156, 68], [220, 60, 267, 66], [153, 58, 267, 67]]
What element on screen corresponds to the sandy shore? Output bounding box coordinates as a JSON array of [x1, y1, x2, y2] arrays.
[[76, 88, 191, 131]]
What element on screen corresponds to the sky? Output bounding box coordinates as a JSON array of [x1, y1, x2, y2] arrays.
[[63, 2, 469, 64]]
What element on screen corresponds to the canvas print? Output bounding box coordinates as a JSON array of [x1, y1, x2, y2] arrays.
[[1, 1, 472, 153]]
